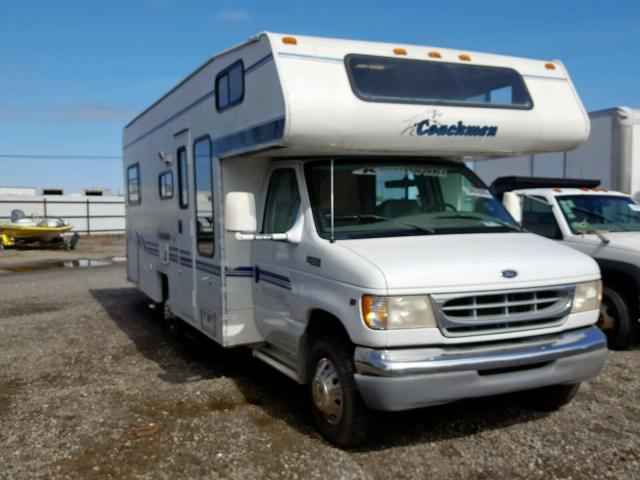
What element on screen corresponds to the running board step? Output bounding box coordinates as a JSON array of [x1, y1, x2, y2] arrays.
[[252, 349, 301, 383]]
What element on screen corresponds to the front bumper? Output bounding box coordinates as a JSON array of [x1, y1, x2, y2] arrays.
[[354, 326, 608, 411]]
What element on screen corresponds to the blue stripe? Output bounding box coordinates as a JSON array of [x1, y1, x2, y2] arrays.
[[124, 53, 274, 150], [277, 52, 343, 63], [213, 117, 285, 157]]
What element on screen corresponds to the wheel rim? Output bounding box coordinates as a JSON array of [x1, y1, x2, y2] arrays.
[[597, 297, 616, 333], [311, 357, 344, 425]]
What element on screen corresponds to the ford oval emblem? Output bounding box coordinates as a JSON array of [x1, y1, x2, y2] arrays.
[[502, 270, 518, 279]]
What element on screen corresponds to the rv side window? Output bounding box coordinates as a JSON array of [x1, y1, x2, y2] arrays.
[[521, 196, 561, 239], [216, 60, 244, 111], [194, 137, 215, 256], [262, 169, 301, 234], [159, 171, 174, 199], [127, 164, 141, 205], [345, 54, 532, 109], [177, 147, 189, 208]]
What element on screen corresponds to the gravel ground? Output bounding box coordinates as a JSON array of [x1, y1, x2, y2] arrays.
[[0, 264, 639, 479]]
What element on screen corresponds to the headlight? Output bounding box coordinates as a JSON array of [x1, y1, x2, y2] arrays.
[[362, 295, 437, 330], [571, 280, 602, 313]]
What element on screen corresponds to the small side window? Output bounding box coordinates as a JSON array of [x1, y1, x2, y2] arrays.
[[262, 169, 301, 234], [521, 196, 561, 239], [159, 171, 174, 199], [177, 147, 189, 208], [216, 60, 244, 111], [127, 164, 140, 205]]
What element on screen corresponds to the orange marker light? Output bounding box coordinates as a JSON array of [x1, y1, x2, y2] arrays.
[[545, 62, 556, 70], [428, 51, 442, 58], [282, 36, 298, 45], [393, 48, 407, 55], [554, 188, 562, 192], [459, 54, 471, 61]]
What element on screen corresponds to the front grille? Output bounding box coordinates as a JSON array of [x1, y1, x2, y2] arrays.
[[432, 286, 574, 337]]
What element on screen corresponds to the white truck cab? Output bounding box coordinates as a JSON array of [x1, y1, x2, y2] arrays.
[[496, 176, 640, 349], [123, 33, 607, 447]]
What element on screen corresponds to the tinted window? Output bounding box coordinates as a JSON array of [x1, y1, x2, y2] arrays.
[[127, 164, 140, 205], [521, 196, 561, 239], [194, 137, 214, 256], [557, 195, 640, 233], [177, 147, 189, 208], [159, 171, 174, 199], [346, 54, 532, 109], [263, 169, 301, 234], [216, 61, 244, 111]]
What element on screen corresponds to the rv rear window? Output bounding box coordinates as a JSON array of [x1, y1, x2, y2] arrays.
[[216, 60, 244, 111], [127, 164, 140, 205], [159, 171, 174, 199], [345, 54, 532, 109]]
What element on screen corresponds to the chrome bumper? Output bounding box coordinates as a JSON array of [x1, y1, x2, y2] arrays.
[[354, 326, 608, 411]]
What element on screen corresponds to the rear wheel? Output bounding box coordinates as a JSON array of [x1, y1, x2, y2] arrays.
[[598, 286, 632, 350], [522, 383, 581, 411], [309, 337, 369, 448]]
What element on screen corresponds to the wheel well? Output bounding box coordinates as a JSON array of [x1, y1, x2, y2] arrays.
[[601, 269, 639, 313], [159, 273, 169, 302], [300, 310, 352, 383]]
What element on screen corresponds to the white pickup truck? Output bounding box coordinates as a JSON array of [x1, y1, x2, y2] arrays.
[[496, 176, 640, 349]]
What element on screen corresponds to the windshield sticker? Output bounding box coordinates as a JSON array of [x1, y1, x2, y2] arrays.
[[628, 204, 640, 212], [463, 186, 492, 198], [482, 221, 501, 227], [351, 167, 447, 177]]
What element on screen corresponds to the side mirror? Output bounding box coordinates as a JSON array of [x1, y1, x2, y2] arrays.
[[225, 192, 257, 233], [502, 192, 522, 224]]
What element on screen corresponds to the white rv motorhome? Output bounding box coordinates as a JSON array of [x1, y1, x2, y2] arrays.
[[123, 33, 607, 447]]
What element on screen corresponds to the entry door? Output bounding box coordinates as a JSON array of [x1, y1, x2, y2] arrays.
[[171, 139, 196, 325], [193, 136, 224, 341], [252, 167, 302, 355]]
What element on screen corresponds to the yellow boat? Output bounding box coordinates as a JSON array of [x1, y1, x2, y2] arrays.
[[0, 210, 74, 248]]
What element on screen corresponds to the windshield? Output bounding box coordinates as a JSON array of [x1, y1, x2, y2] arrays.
[[304, 160, 518, 240], [557, 195, 640, 233]]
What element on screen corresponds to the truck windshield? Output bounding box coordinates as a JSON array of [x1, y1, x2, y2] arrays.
[[557, 195, 640, 233], [304, 160, 518, 240]]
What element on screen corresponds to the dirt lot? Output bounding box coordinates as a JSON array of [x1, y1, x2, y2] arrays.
[[0, 235, 125, 272], [1, 264, 639, 479]]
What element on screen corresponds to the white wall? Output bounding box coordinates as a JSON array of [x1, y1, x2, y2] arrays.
[[0, 195, 125, 234]]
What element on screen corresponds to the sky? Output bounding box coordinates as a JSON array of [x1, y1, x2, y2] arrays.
[[1, 0, 639, 194]]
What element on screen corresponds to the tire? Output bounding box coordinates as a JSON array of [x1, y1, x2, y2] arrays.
[[308, 336, 370, 448], [598, 286, 633, 350], [522, 383, 581, 412]]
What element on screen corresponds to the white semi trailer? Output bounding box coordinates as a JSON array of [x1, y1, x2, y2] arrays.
[[473, 107, 640, 197], [123, 32, 607, 447]]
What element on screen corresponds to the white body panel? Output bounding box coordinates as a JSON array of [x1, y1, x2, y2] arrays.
[[474, 107, 640, 197]]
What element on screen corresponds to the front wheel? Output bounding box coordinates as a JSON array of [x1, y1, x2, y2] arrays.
[[309, 337, 370, 448], [598, 286, 633, 350], [521, 383, 581, 412]]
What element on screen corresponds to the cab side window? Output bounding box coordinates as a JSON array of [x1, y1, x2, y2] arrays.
[[263, 169, 300, 234], [521, 196, 562, 239]]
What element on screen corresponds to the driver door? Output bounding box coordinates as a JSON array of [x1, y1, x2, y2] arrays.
[[252, 167, 302, 355]]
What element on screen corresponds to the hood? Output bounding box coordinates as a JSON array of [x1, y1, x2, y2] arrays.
[[339, 232, 599, 292], [602, 231, 640, 253]]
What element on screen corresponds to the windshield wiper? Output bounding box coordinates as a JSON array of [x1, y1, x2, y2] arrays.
[[570, 206, 629, 232], [434, 213, 523, 232]]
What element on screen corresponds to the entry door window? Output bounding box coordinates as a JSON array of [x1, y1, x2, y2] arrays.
[[194, 137, 215, 256], [521, 196, 561, 239], [263, 169, 301, 233]]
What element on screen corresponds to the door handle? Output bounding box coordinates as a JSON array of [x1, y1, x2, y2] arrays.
[[202, 275, 212, 282]]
